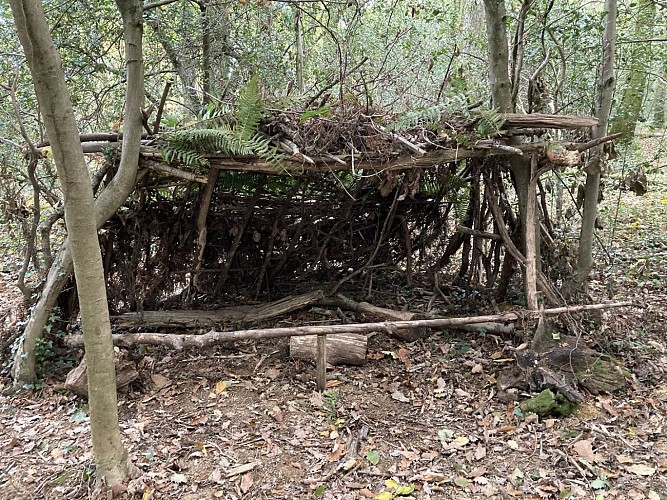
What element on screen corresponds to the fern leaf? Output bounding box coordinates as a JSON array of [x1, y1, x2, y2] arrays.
[[474, 108, 505, 137], [236, 75, 263, 140]]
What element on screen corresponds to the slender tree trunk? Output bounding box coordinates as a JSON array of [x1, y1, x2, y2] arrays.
[[11, 0, 144, 390], [9, 0, 139, 487], [483, 0, 530, 221], [610, 0, 654, 142], [483, 0, 536, 305], [200, 1, 212, 104], [295, 6, 304, 93], [652, 64, 666, 127], [483, 0, 512, 113], [562, 0, 616, 298]]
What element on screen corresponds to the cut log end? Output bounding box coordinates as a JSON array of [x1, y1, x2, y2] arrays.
[[290, 333, 367, 366]]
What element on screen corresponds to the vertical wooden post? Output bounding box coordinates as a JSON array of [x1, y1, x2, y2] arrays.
[[525, 152, 539, 310], [316, 334, 326, 392]]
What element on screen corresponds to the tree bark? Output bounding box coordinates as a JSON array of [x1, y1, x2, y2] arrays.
[[610, 0, 654, 142], [562, 0, 616, 298], [291, 334, 367, 366], [524, 153, 539, 310], [295, 6, 304, 93], [8, 0, 139, 487], [482, 0, 533, 300], [652, 64, 666, 127], [11, 0, 145, 386]]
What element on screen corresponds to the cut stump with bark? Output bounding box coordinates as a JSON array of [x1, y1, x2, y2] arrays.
[[498, 317, 629, 404], [290, 333, 367, 366], [65, 356, 139, 398]]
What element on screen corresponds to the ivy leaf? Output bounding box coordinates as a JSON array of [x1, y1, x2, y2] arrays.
[[395, 483, 415, 495], [365, 450, 380, 465], [590, 477, 607, 490], [454, 476, 469, 488], [171, 473, 187, 484], [384, 478, 398, 489]]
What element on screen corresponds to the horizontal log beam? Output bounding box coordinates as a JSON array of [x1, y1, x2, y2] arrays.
[[501, 113, 598, 129], [64, 301, 636, 349]]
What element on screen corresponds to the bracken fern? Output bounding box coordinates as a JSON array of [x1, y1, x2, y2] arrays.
[[158, 76, 283, 168]]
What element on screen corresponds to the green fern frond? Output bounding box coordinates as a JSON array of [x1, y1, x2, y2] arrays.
[[158, 128, 283, 168], [217, 171, 265, 192], [236, 75, 263, 140], [418, 171, 440, 196], [157, 76, 284, 169], [473, 108, 505, 137], [388, 105, 445, 131]]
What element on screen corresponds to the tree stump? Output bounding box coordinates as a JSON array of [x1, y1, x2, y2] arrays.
[[290, 333, 367, 366], [498, 317, 629, 405], [65, 356, 139, 398]]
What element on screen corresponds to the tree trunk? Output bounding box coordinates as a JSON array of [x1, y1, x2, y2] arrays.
[[482, 0, 534, 302], [562, 0, 616, 299], [610, 0, 654, 142], [652, 65, 666, 127], [9, 0, 140, 487], [295, 6, 304, 93], [200, 1, 212, 104], [11, 0, 145, 387]]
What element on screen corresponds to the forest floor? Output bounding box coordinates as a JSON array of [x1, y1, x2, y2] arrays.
[[1, 151, 667, 499]]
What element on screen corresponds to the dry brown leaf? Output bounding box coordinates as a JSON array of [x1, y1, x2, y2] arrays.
[[474, 445, 487, 460], [240, 472, 253, 493], [454, 388, 471, 398], [151, 373, 170, 388], [294, 427, 307, 440], [310, 391, 325, 408], [327, 442, 346, 462], [572, 439, 595, 462], [616, 454, 634, 464], [209, 468, 223, 483], [214, 380, 230, 394], [397, 347, 411, 368], [625, 464, 655, 476], [188, 414, 209, 426], [270, 405, 284, 423], [469, 466, 486, 478], [3, 437, 18, 450]]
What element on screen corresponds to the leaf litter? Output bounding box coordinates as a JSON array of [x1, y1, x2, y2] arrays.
[[0, 160, 666, 499]]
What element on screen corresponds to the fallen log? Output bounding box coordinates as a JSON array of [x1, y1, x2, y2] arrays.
[[65, 301, 636, 349], [318, 294, 514, 338], [500, 113, 597, 129], [317, 294, 427, 341], [290, 333, 367, 366], [112, 289, 324, 328]]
